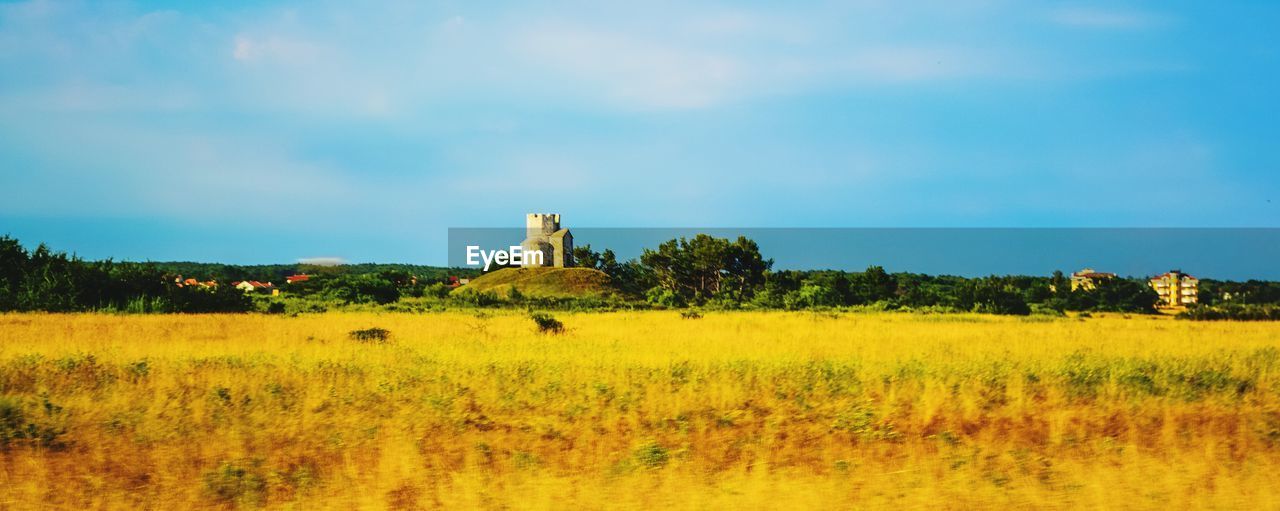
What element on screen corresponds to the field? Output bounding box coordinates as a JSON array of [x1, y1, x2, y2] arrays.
[[1, 312, 1279, 509]]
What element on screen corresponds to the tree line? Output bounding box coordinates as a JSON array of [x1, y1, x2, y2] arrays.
[[572, 234, 1165, 314], [4, 233, 1280, 316], [0, 236, 473, 313], [0, 236, 250, 313]]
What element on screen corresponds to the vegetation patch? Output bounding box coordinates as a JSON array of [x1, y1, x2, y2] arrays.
[[203, 460, 267, 506], [349, 327, 391, 343], [1180, 304, 1280, 321], [633, 441, 671, 469], [530, 312, 564, 334], [456, 267, 614, 299], [0, 396, 67, 450]]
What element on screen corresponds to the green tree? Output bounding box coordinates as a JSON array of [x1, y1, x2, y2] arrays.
[[849, 265, 897, 304], [640, 235, 772, 304], [324, 273, 401, 305], [572, 244, 602, 270], [956, 276, 1030, 315], [0, 236, 28, 310], [1049, 270, 1070, 299], [571, 244, 649, 296], [1088, 278, 1158, 313], [784, 282, 842, 309]]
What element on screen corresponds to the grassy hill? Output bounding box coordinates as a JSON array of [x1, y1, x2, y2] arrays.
[[454, 267, 614, 298]]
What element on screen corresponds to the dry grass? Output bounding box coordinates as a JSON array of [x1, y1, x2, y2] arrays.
[[1, 311, 1279, 509], [454, 267, 614, 298]]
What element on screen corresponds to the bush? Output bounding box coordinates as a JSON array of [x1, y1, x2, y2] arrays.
[[645, 287, 685, 308], [326, 274, 400, 305], [1069, 278, 1158, 313], [784, 282, 842, 310], [1180, 304, 1280, 321], [167, 285, 253, 313], [203, 460, 267, 506], [634, 442, 670, 469], [680, 310, 703, 319], [0, 396, 67, 450], [456, 290, 501, 307], [1030, 303, 1066, 317], [422, 282, 451, 299], [349, 327, 391, 343], [265, 301, 287, 314], [530, 312, 564, 334], [847, 300, 899, 313], [507, 286, 525, 303]]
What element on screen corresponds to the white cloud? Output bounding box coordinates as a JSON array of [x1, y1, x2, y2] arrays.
[[0, 82, 197, 112], [839, 46, 994, 82], [232, 35, 253, 60], [0, 0, 61, 21], [508, 21, 1016, 110], [229, 34, 324, 63], [0, 1, 1181, 117], [298, 257, 346, 266], [512, 24, 745, 109], [1049, 7, 1162, 29]]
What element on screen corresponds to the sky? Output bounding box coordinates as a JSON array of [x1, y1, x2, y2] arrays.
[[1, 0, 1278, 267]]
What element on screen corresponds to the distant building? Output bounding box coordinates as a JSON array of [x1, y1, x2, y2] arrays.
[[174, 276, 217, 288], [286, 274, 311, 284], [1070, 268, 1116, 291], [233, 281, 275, 294], [1150, 270, 1198, 308], [520, 213, 574, 268]]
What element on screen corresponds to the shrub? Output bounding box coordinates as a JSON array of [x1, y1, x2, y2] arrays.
[[266, 301, 287, 314], [634, 441, 670, 469], [203, 460, 267, 506], [1180, 304, 1280, 321], [349, 327, 391, 343], [784, 282, 842, 309], [1030, 303, 1066, 317], [680, 310, 703, 319], [645, 287, 685, 308], [167, 285, 253, 313], [422, 282, 451, 299], [0, 396, 67, 450], [530, 312, 564, 334], [326, 274, 400, 305], [456, 290, 501, 307]]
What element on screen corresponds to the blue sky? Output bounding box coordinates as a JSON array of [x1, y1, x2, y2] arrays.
[[1, 0, 1278, 265]]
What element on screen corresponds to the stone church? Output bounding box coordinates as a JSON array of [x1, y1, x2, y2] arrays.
[[521, 213, 574, 267]]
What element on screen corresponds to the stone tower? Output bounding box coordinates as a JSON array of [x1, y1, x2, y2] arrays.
[[520, 213, 574, 268]]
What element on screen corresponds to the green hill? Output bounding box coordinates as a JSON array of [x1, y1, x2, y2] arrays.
[[454, 267, 615, 298]]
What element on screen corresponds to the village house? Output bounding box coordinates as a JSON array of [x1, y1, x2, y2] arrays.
[[1150, 270, 1198, 308], [174, 276, 217, 288], [286, 274, 311, 284], [1070, 268, 1116, 291], [447, 276, 471, 289], [233, 280, 277, 295], [448, 276, 470, 287]]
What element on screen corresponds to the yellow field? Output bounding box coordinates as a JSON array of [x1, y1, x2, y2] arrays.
[[1, 312, 1279, 510]]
